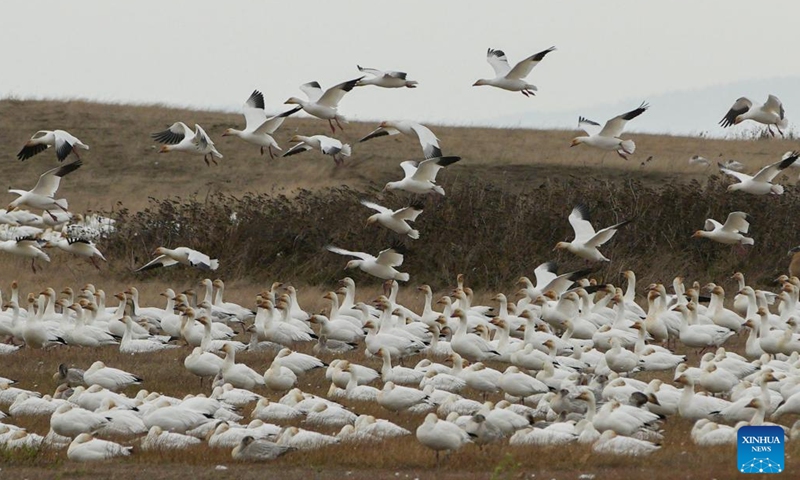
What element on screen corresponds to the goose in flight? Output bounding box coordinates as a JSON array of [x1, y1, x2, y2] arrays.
[[0, 236, 50, 273], [282, 135, 351, 165], [555, 204, 630, 262], [718, 151, 798, 195], [359, 121, 442, 159], [384, 156, 461, 195], [719, 95, 788, 136], [7, 160, 82, 220], [356, 66, 418, 88], [17, 129, 89, 162], [222, 90, 300, 158], [473, 46, 556, 96], [571, 102, 650, 159], [135, 246, 219, 272], [326, 243, 410, 281], [285, 78, 363, 133], [42, 233, 106, 268], [361, 199, 424, 239], [151, 122, 223, 166], [692, 212, 753, 245]]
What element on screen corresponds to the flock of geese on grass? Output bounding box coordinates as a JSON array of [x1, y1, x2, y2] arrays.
[[3, 268, 800, 464]]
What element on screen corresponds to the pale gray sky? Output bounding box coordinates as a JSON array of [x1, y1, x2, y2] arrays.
[[3, 1, 799, 134]]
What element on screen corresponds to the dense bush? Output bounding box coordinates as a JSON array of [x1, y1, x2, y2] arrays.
[[102, 175, 800, 291]]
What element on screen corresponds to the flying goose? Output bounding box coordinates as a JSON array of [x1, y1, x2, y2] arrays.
[[356, 65, 418, 88], [473, 46, 556, 96], [151, 122, 223, 166], [719, 95, 788, 136], [284, 77, 363, 133], [17, 129, 89, 162], [222, 90, 300, 158], [571, 102, 650, 159]]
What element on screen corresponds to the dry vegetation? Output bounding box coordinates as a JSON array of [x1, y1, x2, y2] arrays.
[[1, 99, 800, 478]]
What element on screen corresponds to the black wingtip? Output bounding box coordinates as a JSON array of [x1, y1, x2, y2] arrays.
[[542, 261, 559, 274], [388, 240, 407, 255], [409, 200, 425, 211], [573, 204, 591, 221], [436, 156, 461, 167]]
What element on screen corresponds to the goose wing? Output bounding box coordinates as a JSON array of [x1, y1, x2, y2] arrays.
[[152, 122, 194, 145], [719, 97, 752, 128], [599, 102, 649, 138], [30, 160, 83, 197], [506, 46, 556, 79], [486, 49, 511, 77], [317, 78, 362, 108]]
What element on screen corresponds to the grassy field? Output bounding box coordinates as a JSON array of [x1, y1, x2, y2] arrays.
[[1, 99, 800, 478]]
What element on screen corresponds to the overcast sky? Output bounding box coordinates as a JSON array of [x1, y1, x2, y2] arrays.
[[3, 1, 799, 134]]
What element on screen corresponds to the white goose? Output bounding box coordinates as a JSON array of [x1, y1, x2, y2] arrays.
[[326, 243, 409, 281], [718, 151, 798, 195], [284, 78, 362, 133], [555, 204, 629, 262], [719, 95, 788, 136], [383, 156, 461, 195], [0, 237, 51, 273], [151, 122, 222, 165], [571, 102, 649, 159], [361, 199, 424, 239], [222, 90, 299, 158], [135, 246, 218, 272], [415, 413, 471, 464], [356, 66, 418, 88], [592, 430, 660, 456], [282, 134, 351, 165], [83, 361, 142, 391], [473, 46, 556, 96], [220, 343, 265, 390], [141, 425, 202, 451], [17, 129, 89, 162], [359, 120, 441, 159], [7, 160, 82, 218], [67, 433, 131, 461], [692, 212, 753, 245]]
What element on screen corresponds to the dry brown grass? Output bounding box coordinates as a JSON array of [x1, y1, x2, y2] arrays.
[[2, 99, 800, 477]]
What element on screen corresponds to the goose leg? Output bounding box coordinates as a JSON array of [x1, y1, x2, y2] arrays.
[[328, 119, 336, 134], [268, 146, 275, 159], [335, 117, 344, 131]]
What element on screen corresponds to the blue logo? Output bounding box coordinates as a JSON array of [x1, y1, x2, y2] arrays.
[[737, 425, 784, 474]]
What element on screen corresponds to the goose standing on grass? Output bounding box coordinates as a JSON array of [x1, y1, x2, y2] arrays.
[[473, 46, 556, 96], [359, 121, 442, 159], [17, 129, 89, 162], [220, 343, 265, 390], [7, 160, 82, 220], [416, 412, 471, 465], [719, 95, 788, 136], [384, 156, 462, 195], [0, 237, 50, 273], [718, 151, 798, 195], [361, 199, 424, 239], [151, 122, 223, 166], [692, 212, 753, 245], [284, 78, 363, 133], [281, 135, 351, 166], [67, 433, 132, 461], [326, 243, 409, 281], [571, 102, 650, 159], [222, 90, 300, 158], [555, 204, 630, 262], [356, 65, 418, 88], [135, 246, 218, 272]]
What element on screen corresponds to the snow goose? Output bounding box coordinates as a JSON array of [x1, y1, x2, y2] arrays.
[[94, 399, 147, 437], [415, 413, 471, 465], [42, 233, 106, 267], [141, 425, 202, 451], [377, 347, 424, 385], [273, 348, 326, 376], [184, 346, 223, 386], [555, 204, 630, 262], [67, 433, 131, 461], [83, 361, 142, 391], [213, 383, 264, 408], [450, 308, 500, 362], [17, 129, 89, 162], [222, 90, 300, 158], [689, 155, 711, 167], [7, 160, 82, 219], [305, 402, 357, 428], [377, 382, 431, 412], [232, 435, 295, 461], [604, 337, 640, 374], [0, 236, 50, 273], [356, 65, 418, 88], [359, 120, 441, 159], [592, 430, 660, 456], [284, 77, 362, 133], [719, 95, 788, 136], [277, 426, 340, 450], [50, 403, 110, 438], [152, 122, 223, 166], [497, 366, 549, 399], [518, 261, 590, 301], [571, 102, 649, 159], [142, 399, 214, 433], [282, 134, 351, 165], [135, 246, 219, 272], [263, 355, 298, 392], [718, 151, 798, 195], [383, 156, 461, 195], [221, 343, 265, 390], [675, 374, 731, 420], [675, 304, 734, 350], [692, 212, 753, 245], [212, 279, 255, 322], [119, 315, 177, 354], [361, 199, 424, 239], [326, 242, 409, 281], [473, 46, 556, 96]]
